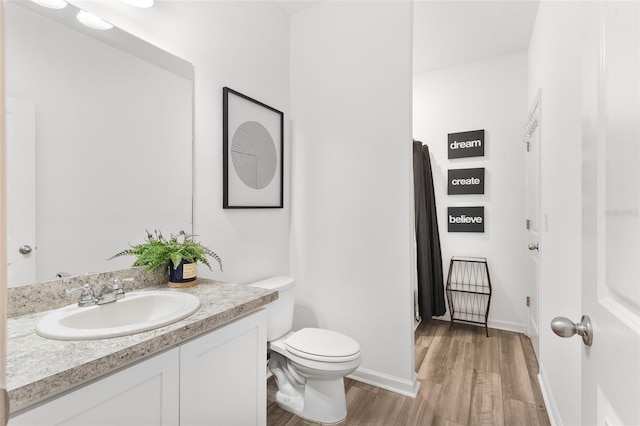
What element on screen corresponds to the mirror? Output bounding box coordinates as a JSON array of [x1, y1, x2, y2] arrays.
[[5, 0, 194, 286]]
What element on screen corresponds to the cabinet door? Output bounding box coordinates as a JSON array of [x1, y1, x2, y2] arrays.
[[10, 348, 180, 426], [180, 310, 267, 426]]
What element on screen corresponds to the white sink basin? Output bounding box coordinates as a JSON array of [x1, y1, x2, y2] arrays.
[[36, 291, 200, 340]]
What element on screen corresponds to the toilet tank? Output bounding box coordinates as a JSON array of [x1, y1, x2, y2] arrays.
[[247, 276, 295, 341]]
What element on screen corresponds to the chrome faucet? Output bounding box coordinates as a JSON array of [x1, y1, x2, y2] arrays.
[[66, 278, 132, 307]]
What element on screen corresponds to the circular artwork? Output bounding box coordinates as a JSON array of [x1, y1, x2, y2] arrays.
[[231, 121, 277, 190]]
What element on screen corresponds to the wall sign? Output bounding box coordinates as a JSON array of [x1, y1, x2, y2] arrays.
[[448, 168, 485, 195], [448, 206, 485, 233], [448, 129, 485, 159]]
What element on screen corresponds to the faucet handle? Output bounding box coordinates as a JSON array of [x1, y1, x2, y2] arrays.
[[110, 278, 133, 299], [110, 278, 133, 291], [65, 284, 96, 306], [65, 283, 93, 297]]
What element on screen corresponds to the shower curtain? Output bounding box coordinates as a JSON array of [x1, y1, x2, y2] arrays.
[[412, 141, 446, 320]]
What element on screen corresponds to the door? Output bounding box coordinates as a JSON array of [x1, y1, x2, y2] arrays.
[[5, 97, 36, 286], [581, 1, 640, 424], [525, 90, 541, 358]]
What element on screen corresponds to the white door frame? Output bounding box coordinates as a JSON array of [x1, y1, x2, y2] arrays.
[[0, 0, 10, 423], [525, 89, 542, 358]]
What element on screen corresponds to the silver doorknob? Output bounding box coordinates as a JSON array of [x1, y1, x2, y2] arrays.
[[18, 245, 33, 255], [551, 315, 593, 346], [528, 243, 539, 251]]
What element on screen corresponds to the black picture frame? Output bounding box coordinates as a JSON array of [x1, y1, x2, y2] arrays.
[[223, 87, 284, 208]]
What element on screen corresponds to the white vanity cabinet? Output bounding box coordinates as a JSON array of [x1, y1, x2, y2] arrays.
[[10, 309, 267, 426], [180, 309, 267, 425], [10, 348, 181, 425]]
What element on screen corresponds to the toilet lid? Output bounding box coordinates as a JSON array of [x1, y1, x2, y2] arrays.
[[285, 328, 360, 362]]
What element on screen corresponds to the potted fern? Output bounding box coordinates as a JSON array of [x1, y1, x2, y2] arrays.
[[110, 230, 223, 288]]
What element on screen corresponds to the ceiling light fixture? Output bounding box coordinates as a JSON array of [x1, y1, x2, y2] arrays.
[[30, 0, 68, 9], [76, 10, 114, 30], [121, 0, 154, 8]]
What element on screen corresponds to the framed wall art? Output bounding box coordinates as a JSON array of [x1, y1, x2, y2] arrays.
[[223, 87, 284, 208], [448, 168, 485, 195], [448, 206, 485, 233], [448, 129, 485, 159]]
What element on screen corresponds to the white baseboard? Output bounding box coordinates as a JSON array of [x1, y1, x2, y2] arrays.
[[348, 368, 420, 398], [432, 314, 526, 334], [487, 318, 527, 333], [538, 365, 562, 426]]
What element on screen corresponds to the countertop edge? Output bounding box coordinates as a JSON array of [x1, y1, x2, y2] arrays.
[[8, 286, 277, 414]]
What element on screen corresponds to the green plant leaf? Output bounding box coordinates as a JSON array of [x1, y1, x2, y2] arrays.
[[108, 230, 223, 273]]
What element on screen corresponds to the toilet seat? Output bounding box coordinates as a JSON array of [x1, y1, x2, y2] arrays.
[[284, 328, 360, 363]]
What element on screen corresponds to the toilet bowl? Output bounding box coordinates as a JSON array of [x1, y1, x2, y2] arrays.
[[269, 328, 360, 423], [248, 277, 361, 424]]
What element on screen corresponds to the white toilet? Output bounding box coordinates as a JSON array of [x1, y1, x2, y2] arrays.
[[249, 276, 361, 424]]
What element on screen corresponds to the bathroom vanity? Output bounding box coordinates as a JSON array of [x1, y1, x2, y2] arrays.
[[6, 275, 277, 425]]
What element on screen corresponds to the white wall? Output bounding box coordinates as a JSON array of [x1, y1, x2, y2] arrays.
[[289, 2, 417, 395], [68, 0, 292, 284], [413, 52, 529, 332], [528, 2, 583, 425]]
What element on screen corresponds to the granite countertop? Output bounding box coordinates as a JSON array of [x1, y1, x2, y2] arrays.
[[7, 279, 278, 414]]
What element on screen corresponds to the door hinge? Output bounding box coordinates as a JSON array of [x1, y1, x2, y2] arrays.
[[526, 219, 531, 230], [526, 296, 531, 307]]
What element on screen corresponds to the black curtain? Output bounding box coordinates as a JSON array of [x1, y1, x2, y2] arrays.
[[413, 141, 446, 320]]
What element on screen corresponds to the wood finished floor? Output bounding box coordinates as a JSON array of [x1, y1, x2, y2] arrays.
[[267, 320, 551, 426]]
